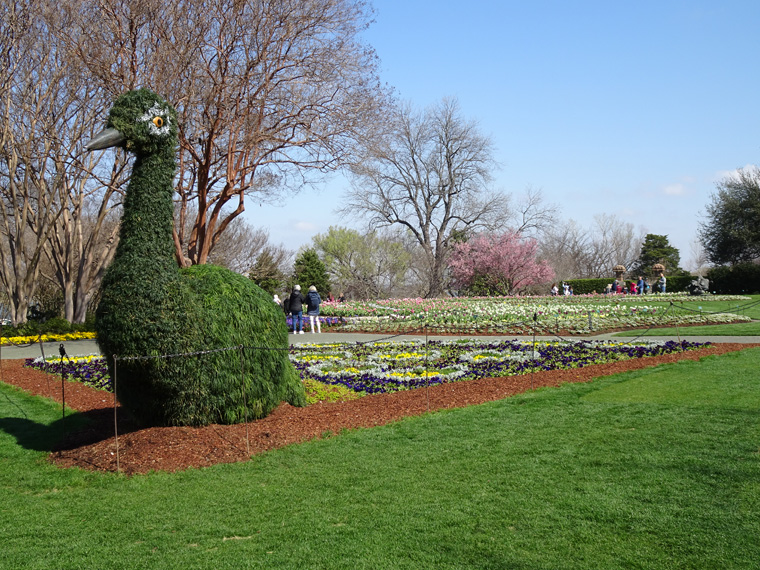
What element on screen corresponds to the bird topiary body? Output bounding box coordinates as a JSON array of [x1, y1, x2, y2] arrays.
[[87, 89, 305, 426]]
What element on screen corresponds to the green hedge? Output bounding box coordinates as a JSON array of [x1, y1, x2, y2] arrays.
[[706, 263, 760, 294], [565, 275, 695, 295], [562, 278, 608, 295]]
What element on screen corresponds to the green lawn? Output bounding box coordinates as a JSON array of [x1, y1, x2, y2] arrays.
[[615, 320, 760, 336], [614, 294, 760, 336], [1, 348, 759, 569]]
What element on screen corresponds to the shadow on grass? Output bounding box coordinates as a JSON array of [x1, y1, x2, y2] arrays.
[[0, 407, 140, 453]]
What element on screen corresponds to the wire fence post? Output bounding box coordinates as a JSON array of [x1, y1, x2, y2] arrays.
[[531, 313, 538, 391], [37, 333, 46, 360], [425, 325, 430, 413], [238, 345, 250, 456], [113, 355, 120, 473], [671, 302, 684, 350], [59, 344, 67, 435]]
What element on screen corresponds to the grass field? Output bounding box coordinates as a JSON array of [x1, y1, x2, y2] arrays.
[[615, 294, 760, 336], [1, 347, 759, 569]]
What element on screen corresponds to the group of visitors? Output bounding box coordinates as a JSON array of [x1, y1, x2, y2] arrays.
[[605, 275, 666, 295], [550, 282, 574, 296], [274, 285, 322, 334], [554, 274, 668, 296]]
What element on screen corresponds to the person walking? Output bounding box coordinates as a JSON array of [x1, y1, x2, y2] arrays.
[[289, 285, 306, 334], [306, 285, 322, 334]]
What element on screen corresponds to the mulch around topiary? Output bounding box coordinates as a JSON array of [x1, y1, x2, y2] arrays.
[[1, 342, 757, 476]]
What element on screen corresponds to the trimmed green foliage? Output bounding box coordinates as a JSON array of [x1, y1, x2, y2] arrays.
[[665, 274, 697, 292], [95, 92, 198, 424], [707, 262, 760, 294], [181, 264, 305, 423], [564, 278, 609, 294], [93, 89, 304, 426]]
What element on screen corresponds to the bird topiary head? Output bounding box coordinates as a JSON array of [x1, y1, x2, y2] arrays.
[[86, 88, 178, 156]]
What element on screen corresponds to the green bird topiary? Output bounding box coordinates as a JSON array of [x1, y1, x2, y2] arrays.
[[86, 88, 305, 426]]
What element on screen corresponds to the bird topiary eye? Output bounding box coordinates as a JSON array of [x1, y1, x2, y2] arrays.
[[152, 116, 164, 128]]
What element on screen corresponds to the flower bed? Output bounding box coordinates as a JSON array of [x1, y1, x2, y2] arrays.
[[25, 338, 707, 402], [24, 354, 110, 391], [1, 331, 97, 346], [290, 338, 705, 395], [319, 295, 751, 335]]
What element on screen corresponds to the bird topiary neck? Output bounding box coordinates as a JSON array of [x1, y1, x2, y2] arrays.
[[116, 150, 178, 266]]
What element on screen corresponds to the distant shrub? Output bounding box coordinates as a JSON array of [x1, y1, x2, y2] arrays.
[[565, 275, 695, 295], [42, 317, 72, 334], [707, 263, 760, 294], [564, 279, 609, 295]]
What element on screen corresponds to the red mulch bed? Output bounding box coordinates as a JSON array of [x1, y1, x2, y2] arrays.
[[1, 342, 757, 475]]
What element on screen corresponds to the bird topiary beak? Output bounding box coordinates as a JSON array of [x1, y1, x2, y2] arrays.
[[85, 128, 125, 151]]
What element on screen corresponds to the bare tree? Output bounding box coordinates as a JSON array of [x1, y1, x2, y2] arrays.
[[43, 158, 124, 323], [70, 0, 391, 266], [0, 0, 69, 325], [39, 65, 128, 323], [342, 99, 510, 297], [687, 238, 709, 275], [199, 213, 291, 276], [540, 219, 592, 279], [541, 214, 642, 279], [512, 186, 558, 238], [586, 214, 642, 277], [0, 1, 128, 325]]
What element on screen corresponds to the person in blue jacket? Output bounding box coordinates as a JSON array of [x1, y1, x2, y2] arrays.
[[306, 285, 322, 333]]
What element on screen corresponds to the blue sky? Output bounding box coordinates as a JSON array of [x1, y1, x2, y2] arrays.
[[245, 0, 760, 270]]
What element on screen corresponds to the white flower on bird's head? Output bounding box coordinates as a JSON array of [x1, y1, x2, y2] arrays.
[[139, 103, 172, 136]]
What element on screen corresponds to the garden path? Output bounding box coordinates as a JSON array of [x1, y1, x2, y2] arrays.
[[3, 331, 760, 361]]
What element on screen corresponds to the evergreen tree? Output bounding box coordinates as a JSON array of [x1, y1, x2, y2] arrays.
[[292, 249, 331, 295], [699, 167, 760, 265], [629, 234, 686, 276], [249, 249, 284, 295]]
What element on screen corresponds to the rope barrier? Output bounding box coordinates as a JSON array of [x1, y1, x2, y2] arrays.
[[670, 297, 760, 316]]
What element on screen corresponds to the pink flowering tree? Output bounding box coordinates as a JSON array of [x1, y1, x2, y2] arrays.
[[448, 231, 554, 295]]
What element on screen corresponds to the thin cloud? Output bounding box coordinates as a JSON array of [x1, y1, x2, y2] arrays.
[[713, 164, 758, 182], [663, 183, 686, 196], [294, 221, 319, 232]]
